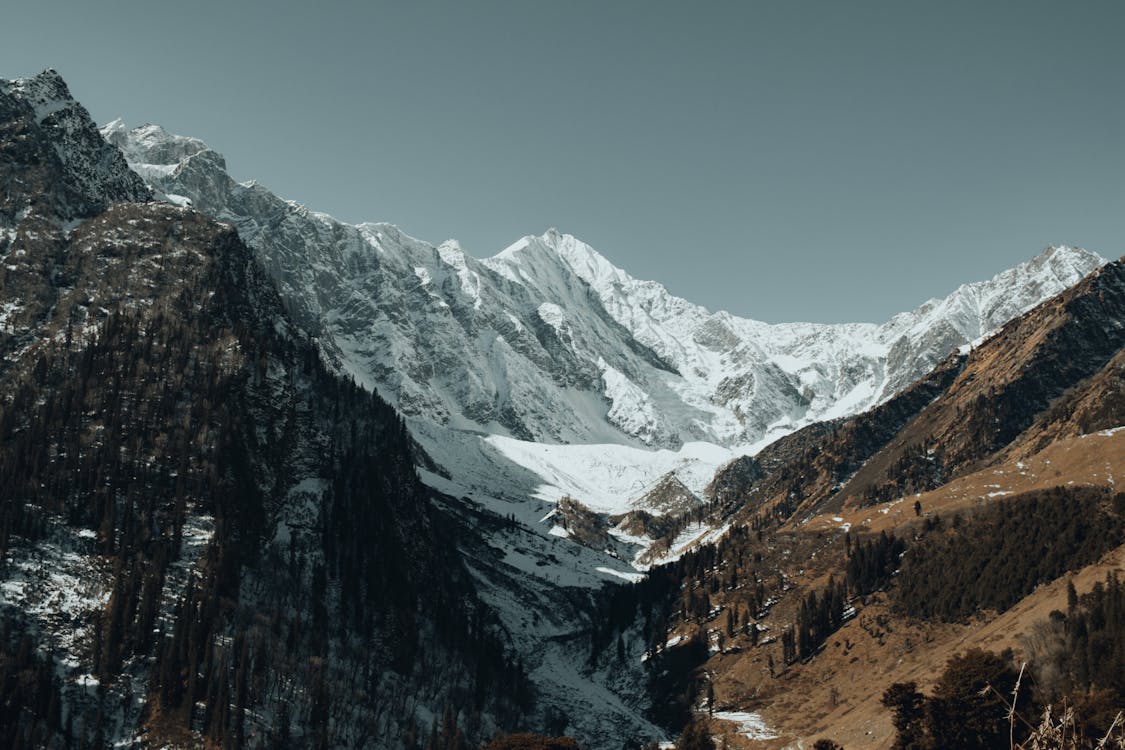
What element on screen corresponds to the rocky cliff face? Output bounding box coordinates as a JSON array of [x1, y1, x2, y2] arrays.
[[0, 71, 149, 220], [0, 70, 150, 355], [105, 121, 666, 447]]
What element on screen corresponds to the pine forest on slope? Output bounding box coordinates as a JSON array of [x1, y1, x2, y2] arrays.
[[0, 69, 533, 750]]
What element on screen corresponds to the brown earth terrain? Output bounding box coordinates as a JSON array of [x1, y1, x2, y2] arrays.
[[693, 429, 1125, 748]]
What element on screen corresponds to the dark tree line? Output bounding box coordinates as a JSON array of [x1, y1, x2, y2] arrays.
[[1021, 573, 1125, 737], [786, 577, 847, 664], [0, 621, 65, 750], [883, 572, 1125, 750], [590, 524, 775, 667], [845, 530, 905, 597], [136, 342, 534, 748], [480, 732, 581, 750], [883, 526, 1125, 748], [892, 487, 1125, 621], [882, 649, 1030, 750]]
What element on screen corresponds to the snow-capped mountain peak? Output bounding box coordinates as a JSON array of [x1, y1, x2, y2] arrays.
[[102, 120, 209, 163], [874, 243, 1106, 397]]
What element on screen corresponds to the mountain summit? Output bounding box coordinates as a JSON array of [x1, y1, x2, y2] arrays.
[[0, 71, 148, 222]]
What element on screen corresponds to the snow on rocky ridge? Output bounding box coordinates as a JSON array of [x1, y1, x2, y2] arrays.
[[0, 72, 149, 217], [101, 120, 1106, 531]]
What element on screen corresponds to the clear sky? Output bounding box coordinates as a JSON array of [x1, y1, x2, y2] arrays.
[[2, 1, 1121, 322]]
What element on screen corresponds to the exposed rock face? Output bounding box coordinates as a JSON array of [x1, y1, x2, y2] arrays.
[[105, 121, 670, 446], [556, 496, 615, 552], [630, 473, 703, 516], [996, 347, 1125, 462], [0, 71, 148, 221], [0, 71, 151, 353], [876, 244, 1107, 396], [706, 353, 968, 522], [841, 255, 1125, 504]]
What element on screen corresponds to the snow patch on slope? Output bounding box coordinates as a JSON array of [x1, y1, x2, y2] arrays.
[[481, 435, 735, 513]]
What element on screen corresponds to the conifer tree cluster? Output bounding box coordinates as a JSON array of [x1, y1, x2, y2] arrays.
[[844, 531, 905, 597], [1023, 573, 1125, 730], [882, 649, 1027, 750], [0, 204, 532, 748], [892, 488, 1124, 621], [0, 621, 64, 750], [782, 577, 847, 664]]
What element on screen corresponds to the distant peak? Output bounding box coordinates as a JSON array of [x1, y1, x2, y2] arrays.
[[0, 68, 150, 212], [494, 236, 532, 259], [486, 229, 636, 295], [437, 239, 467, 264], [6, 68, 67, 94], [536, 227, 582, 248], [14, 68, 68, 89], [101, 120, 216, 168], [1037, 244, 1104, 263], [1020, 244, 1107, 278]]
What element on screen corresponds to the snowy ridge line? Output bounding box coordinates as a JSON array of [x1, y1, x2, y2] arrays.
[[101, 119, 1105, 461]]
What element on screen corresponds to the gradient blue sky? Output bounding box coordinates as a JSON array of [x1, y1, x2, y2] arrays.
[[2, 1, 1121, 322]]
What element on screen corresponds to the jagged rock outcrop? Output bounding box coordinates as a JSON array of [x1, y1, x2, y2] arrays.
[[630, 473, 703, 516], [0, 71, 149, 220]]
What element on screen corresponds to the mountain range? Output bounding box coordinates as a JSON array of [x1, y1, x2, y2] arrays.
[[1, 69, 1122, 750], [100, 116, 1104, 522]]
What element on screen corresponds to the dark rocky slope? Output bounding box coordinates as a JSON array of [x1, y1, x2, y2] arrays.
[[0, 71, 527, 749]]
